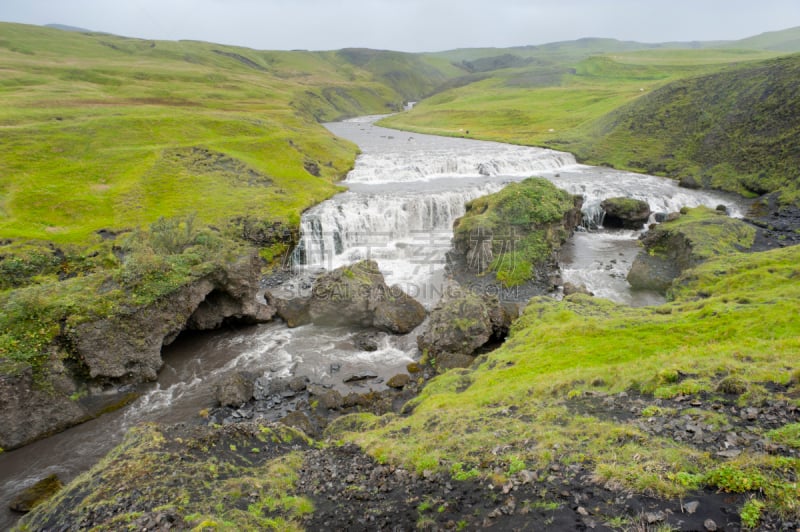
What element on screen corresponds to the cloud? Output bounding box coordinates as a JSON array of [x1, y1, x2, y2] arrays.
[[1, 0, 799, 51]]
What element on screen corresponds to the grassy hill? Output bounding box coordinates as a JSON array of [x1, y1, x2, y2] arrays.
[[556, 54, 800, 202], [0, 23, 465, 244], [381, 48, 780, 145], [0, 22, 459, 383]]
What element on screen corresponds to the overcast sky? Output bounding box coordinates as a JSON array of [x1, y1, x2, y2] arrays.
[[2, 0, 800, 53]]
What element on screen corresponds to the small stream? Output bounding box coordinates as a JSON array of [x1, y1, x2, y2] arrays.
[[0, 116, 747, 529]]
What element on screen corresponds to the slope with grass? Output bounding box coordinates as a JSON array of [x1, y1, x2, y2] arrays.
[[380, 48, 781, 146], [335, 241, 800, 527], [0, 22, 461, 448], [557, 54, 800, 203]]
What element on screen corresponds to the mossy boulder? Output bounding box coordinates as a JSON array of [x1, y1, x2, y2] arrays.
[[600, 197, 652, 229], [9, 474, 63, 513], [628, 206, 756, 293], [449, 177, 582, 296], [308, 260, 426, 334], [417, 282, 513, 366]]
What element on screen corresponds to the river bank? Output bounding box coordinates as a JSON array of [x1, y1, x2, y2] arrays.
[[8, 118, 799, 531]]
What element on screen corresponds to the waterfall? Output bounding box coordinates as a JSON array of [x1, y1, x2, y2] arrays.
[[294, 185, 502, 270], [346, 147, 577, 184]]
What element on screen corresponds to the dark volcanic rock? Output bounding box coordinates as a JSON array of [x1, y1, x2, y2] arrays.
[[563, 282, 594, 297], [386, 373, 410, 389], [73, 253, 275, 383], [600, 197, 651, 229], [628, 207, 756, 293], [214, 372, 254, 407], [308, 260, 425, 333], [448, 179, 583, 301], [0, 363, 86, 450], [417, 282, 512, 361], [353, 331, 383, 351], [270, 294, 311, 328], [679, 175, 702, 190]]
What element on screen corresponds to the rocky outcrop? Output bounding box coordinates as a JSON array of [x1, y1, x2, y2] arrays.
[[71, 253, 275, 384], [0, 363, 87, 450], [417, 282, 513, 369], [1, 253, 274, 450], [628, 207, 757, 293], [600, 197, 651, 229], [307, 260, 426, 334], [448, 178, 583, 301]]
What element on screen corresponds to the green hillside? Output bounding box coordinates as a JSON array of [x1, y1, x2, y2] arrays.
[[0, 23, 462, 245], [0, 22, 457, 382], [381, 48, 779, 145], [724, 25, 800, 52], [559, 54, 800, 202]]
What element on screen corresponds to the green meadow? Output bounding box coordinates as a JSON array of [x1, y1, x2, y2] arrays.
[[3, 21, 800, 529]]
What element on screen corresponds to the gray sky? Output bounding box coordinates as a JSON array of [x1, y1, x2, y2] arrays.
[[2, 0, 800, 52]]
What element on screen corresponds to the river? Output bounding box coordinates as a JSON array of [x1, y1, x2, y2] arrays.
[[0, 116, 747, 529]]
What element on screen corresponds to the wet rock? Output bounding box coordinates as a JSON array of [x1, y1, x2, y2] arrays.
[[386, 374, 410, 389], [309, 386, 343, 410], [270, 294, 311, 328], [287, 376, 308, 393], [563, 282, 594, 297], [373, 292, 427, 334], [447, 179, 583, 301], [417, 282, 512, 361], [0, 363, 87, 451], [600, 197, 651, 229], [344, 372, 378, 383], [628, 206, 755, 293], [353, 331, 383, 351], [9, 474, 63, 513], [308, 260, 425, 333], [279, 411, 315, 436], [679, 175, 702, 190], [214, 372, 254, 407], [74, 253, 275, 383]]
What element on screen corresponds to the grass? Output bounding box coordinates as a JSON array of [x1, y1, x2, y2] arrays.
[[16, 423, 317, 531], [331, 242, 800, 519], [453, 177, 576, 286], [382, 47, 800, 203], [0, 22, 462, 382], [381, 49, 780, 147]]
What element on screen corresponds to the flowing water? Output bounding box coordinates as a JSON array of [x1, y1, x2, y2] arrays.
[[0, 116, 748, 528]]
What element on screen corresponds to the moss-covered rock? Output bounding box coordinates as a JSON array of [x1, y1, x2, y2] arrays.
[[417, 282, 513, 365], [9, 474, 63, 514], [600, 197, 651, 229], [448, 178, 582, 296], [627, 206, 757, 293]]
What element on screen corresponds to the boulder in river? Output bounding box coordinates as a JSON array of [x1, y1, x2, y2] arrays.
[[600, 197, 651, 229], [214, 371, 254, 407], [308, 260, 426, 333], [9, 474, 63, 513], [417, 282, 512, 365], [627, 206, 756, 293], [448, 178, 583, 300]]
